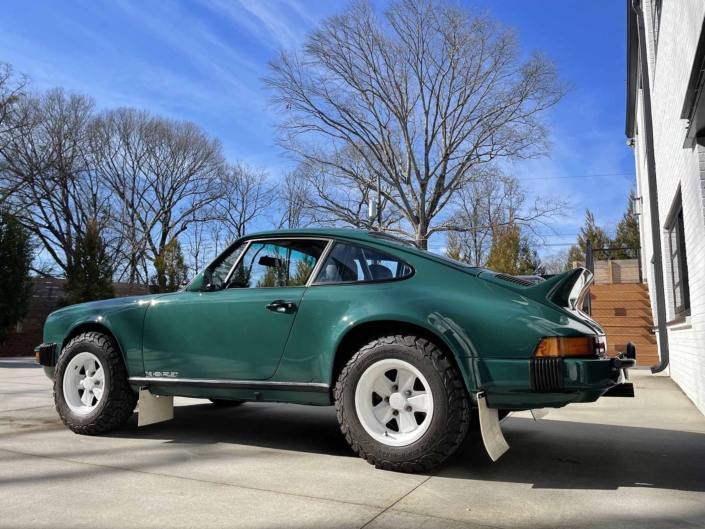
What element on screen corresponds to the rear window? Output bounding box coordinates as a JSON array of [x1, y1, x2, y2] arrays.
[[314, 243, 413, 284]]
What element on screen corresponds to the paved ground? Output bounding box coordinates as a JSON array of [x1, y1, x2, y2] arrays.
[[1, 359, 704, 529]]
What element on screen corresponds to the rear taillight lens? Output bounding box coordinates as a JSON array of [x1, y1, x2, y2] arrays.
[[535, 336, 603, 358]]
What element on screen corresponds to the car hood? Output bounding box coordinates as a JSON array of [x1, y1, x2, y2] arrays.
[[50, 293, 170, 316]]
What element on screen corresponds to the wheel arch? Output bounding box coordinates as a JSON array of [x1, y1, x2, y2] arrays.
[[61, 321, 126, 367], [330, 319, 476, 399]]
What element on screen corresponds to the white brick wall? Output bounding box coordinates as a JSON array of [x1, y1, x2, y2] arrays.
[[633, 0, 705, 415]]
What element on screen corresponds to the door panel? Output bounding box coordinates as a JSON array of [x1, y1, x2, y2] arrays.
[[142, 238, 329, 381], [142, 288, 304, 380]]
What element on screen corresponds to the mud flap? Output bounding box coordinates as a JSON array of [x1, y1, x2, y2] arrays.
[[531, 408, 549, 421], [477, 392, 509, 461], [138, 387, 174, 427]]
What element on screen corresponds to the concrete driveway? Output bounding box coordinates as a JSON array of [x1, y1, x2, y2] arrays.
[[1, 358, 704, 529]]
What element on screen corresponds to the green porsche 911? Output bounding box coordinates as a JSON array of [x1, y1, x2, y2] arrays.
[[36, 228, 636, 472]]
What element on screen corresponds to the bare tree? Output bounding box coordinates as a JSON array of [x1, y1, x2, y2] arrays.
[[275, 166, 316, 230], [1, 89, 108, 275], [265, 0, 570, 248], [538, 249, 570, 275], [90, 108, 224, 283], [450, 172, 568, 266], [0, 63, 31, 204], [294, 150, 403, 230], [211, 161, 275, 243], [182, 217, 214, 277]]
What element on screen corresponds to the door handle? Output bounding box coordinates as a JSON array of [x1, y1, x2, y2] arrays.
[[265, 300, 297, 312]]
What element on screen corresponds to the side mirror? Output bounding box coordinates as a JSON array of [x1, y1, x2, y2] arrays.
[[203, 269, 214, 292]]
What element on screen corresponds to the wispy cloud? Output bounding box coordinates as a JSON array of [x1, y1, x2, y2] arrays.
[[203, 0, 312, 50]]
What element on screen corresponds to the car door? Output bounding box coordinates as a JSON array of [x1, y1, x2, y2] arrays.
[[142, 238, 329, 381]]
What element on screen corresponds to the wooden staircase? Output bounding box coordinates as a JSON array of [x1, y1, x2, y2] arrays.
[[589, 283, 658, 367]]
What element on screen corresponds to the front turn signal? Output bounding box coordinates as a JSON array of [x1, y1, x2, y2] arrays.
[[535, 337, 593, 357]]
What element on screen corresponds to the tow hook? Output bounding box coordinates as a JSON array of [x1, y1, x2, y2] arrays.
[[610, 341, 637, 370], [604, 342, 637, 398]]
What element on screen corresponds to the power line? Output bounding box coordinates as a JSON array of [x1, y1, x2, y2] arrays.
[[519, 172, 635, 181]]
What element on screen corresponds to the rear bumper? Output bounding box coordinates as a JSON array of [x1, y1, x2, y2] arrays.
[[473, 349, 635, 409]]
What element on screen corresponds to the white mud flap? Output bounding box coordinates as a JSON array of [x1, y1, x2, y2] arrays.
[[531, 408, 549, 421], [138, 388, 174, 427], [477, 392, 509, 461]]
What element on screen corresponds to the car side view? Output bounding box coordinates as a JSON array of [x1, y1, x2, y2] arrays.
[[36, 228, 636, 472]]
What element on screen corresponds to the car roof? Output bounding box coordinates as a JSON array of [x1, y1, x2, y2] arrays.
[[242, 228, 484, 275], [246, 228, 396, 244]]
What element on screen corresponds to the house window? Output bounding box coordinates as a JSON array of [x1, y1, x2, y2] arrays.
[[666, 192, 690, 316]]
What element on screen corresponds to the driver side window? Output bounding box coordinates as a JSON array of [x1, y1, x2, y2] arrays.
[[210, 244, 246, 289], [226, 239, 328, 289]]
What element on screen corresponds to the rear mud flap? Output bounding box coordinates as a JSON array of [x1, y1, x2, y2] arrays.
[[138, 387, 174, 427], [477, 392, 509, 461], [531, 408, 549, 421]]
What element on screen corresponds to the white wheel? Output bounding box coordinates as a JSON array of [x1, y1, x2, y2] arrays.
[[354, 358, 434, 447], [62, 352, 105, 415]]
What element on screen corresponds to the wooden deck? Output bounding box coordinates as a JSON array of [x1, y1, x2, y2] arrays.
[[589, 283, 658, 367]]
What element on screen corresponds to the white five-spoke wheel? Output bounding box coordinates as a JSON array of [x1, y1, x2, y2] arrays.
[[355, 358, 434, 447], [62, 352, 105, 415], [336, 333, 470, 472]]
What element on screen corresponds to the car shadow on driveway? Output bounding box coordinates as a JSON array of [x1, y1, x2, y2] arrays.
[[106, 401, 355, 458], [447, 416, 705, 493], [104, 403, 705, 494]]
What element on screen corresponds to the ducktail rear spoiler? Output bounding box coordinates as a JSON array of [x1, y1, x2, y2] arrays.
[[523, 268, 594, 310]]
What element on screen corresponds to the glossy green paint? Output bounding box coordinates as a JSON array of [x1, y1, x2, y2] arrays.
[[142, 287, 305, 380], [41, 228, 621, 409]]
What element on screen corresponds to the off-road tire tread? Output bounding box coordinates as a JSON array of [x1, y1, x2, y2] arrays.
[[54, 332, 137, 435], [335, 333, 470, 473]]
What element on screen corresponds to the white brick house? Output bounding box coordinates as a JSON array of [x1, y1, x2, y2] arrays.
[[626, 0, 705, 415]]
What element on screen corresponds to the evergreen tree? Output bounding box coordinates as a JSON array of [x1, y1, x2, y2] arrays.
[[290, 255, 315, 286], [150, 239, 189, 294], [517, 238, 542, 275], [255, 250, 289, 288], [0, 211, 34, 342], [487, 223, 521, 274], [445, 231, 466, 263], [567, 209, 612, 266], [486, 222, 539, 275], [63, 220, 115, 306], [612, 189, 641, 259]]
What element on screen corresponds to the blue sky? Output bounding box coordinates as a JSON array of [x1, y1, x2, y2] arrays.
[[0, 0, 634, 255]]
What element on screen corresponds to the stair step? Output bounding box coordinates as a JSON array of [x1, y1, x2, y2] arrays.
[[597, 317, 654, 326], [603, 327, 656, 343], [591, 292, 650, 301], [591, 300, 651, 309], [591, 284, 648, 292], [592, 308, 653, 318], [605, 334, 656, 345], [608, 342, 658, 354]]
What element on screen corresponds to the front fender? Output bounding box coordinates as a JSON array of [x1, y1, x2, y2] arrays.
[[43, 295, 163, 377]]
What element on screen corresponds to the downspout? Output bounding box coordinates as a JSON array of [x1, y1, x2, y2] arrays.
[[632, 0, 669, 373]]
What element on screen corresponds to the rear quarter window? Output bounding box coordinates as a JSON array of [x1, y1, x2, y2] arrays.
[[314, 242, 413, 284]]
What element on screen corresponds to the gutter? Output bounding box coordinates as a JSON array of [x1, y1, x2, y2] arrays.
[[625, 0, 639, 137], [630, 0, 670, 373]]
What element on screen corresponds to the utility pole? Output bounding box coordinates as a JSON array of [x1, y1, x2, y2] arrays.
[[377, 171, 382, 230]]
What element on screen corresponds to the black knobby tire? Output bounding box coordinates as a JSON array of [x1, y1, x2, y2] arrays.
[[54, 332, 138, 435], [209, 399, 245, 407], [335, 333, 470, 473]]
